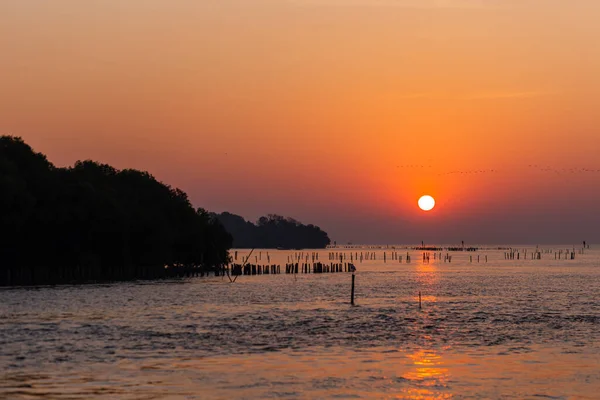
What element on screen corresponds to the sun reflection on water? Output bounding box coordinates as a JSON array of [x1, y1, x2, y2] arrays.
[[413, 256, 440, 305], [400, 347, 452, 399], [399, 258, 452, 399]]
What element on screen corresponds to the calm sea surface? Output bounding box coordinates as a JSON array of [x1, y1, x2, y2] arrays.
[[1, 246, 599, 399]]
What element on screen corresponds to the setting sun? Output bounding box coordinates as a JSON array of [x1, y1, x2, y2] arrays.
[[418, 195, 435, 211]]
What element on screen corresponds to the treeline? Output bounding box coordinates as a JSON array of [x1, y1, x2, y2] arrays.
[[0, 136, 232, 286], [214, 212, 330, 249]]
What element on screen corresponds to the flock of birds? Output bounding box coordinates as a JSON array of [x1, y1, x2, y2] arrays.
[[436, 169, 497, 177], [393, 164, 600, 177], [396, 165, 431, 169], [526, 165, 600, 175]]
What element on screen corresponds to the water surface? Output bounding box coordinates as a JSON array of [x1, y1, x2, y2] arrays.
[[1, 246, 599, 399]]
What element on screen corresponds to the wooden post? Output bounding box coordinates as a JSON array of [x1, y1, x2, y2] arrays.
[[351, 274, 355, 305], [419, 291, 422, 309]]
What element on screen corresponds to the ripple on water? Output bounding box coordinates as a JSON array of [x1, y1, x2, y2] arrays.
[[1, 250, 600, 398]]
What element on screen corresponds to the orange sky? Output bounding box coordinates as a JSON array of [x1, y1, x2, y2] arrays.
[[2, 0, 600, 243]]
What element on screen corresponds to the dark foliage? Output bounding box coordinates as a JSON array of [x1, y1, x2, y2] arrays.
[[215, 212, 330, 249], [0, 136, 232, 285]]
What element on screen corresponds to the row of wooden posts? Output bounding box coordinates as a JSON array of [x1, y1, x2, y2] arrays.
[[232, 250, 461, 264], [229, 247, 587, 271], [227, 262, 353, 276], [233, 251, 276, 265], [504, 249, 581, 260], [329, 251, 413, 263], [470, 255, 488, 262], [228, 263, 281, 276], [422, 252, 453, 263], [286, 262, 350, 274]]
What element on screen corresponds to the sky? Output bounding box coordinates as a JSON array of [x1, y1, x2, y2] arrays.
[[2, 0, 600, 244]]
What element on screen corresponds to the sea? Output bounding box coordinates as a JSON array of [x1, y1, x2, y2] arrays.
[[1, 246, 599, 399]]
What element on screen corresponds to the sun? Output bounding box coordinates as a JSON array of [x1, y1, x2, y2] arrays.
[[418, 195, 435, 211]]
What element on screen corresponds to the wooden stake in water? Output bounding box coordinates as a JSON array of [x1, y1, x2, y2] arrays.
[[419, 291, 422, 309], [351, 274, 356, 306]]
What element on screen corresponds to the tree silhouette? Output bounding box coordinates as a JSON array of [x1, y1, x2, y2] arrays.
[[0, 136, 232, 285], [215, 212, 330, 249]]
